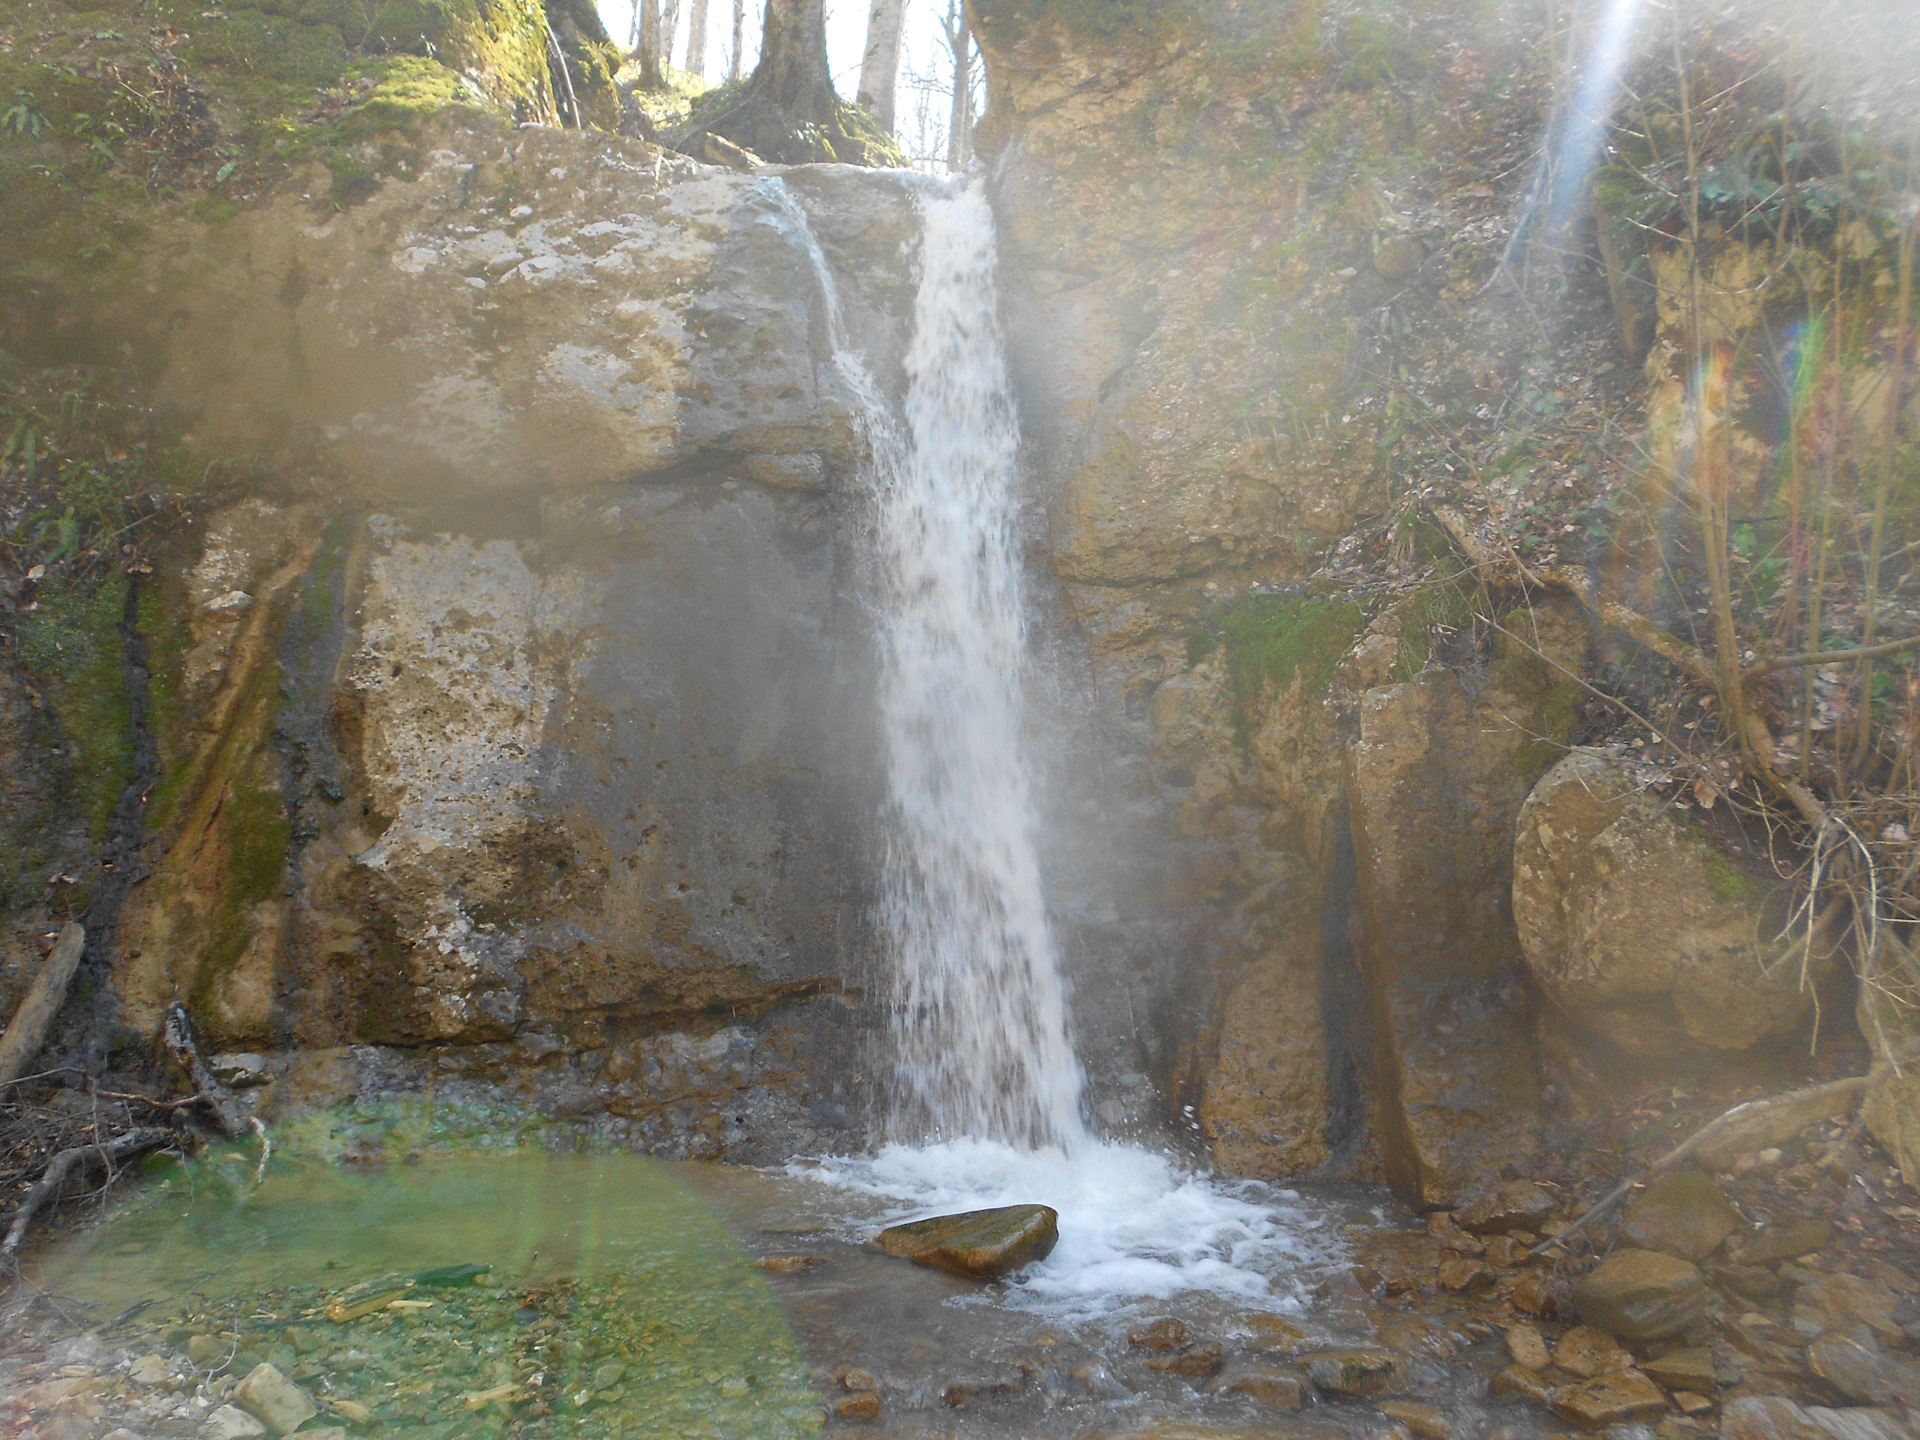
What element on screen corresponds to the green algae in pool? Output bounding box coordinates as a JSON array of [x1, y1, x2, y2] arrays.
[[35, 1147, 825, 1439]]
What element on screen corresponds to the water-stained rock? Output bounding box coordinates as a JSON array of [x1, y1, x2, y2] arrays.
[[873, 1205, 1059, 1280], [230, 1364, 316, 1437], [1513, 750, 1838, 1057], [1806, 1334, 1920, 1408], [1572, 1249, 1705, 1341], [1619, 1170, 1741, 1262], [1457, 1180, 1558, 1235], [1550, 1369, 1668, 1428], [1297, 1348, 1406, 1399]]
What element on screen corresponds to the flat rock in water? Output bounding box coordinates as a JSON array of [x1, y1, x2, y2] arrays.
[[1553, 1326, 1632, 1379], [1548, 1369, 1667, 1428], [1572, 1248, 1705, 1340], [1377, 1400, 1451, 1438], [1297, 1348, 1406, 1398], [1456, 1180, 1558, 1235], [1618, 1170, 1741, 1262], [1145, 1342, 1222, 1378], [1804, 1407, 1910, 1440], [874, 1204, 1058, 1279], [1642, 1345, 1715, 1393], [1794, 1274, 1905, 1347], [1721, 1396, 1830, 1440], [1216, 1365, 1303, 1409], [1727, 1220, 1832, 1268]]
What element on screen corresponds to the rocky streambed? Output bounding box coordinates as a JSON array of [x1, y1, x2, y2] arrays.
[[2, 1098, 1915, 1440]]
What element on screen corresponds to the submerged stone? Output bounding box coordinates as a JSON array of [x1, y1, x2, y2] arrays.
[[1457, 1180, 1558, 1235], [1550, 1368, 1668, 1428], [1297, 1348, 1406, 1399], [231, 1363, 316, 1437], [874, 1205, 1059, 1279]]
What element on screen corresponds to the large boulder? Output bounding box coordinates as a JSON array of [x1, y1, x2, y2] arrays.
[[1513, 750, 1838, 1057]]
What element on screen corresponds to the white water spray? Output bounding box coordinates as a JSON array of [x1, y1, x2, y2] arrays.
[[874, 185, 1088, 1152], [772, 175, 1342, 1312]]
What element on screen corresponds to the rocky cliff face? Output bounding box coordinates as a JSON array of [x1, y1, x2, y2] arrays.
[[1, 0, 1906, 1199]]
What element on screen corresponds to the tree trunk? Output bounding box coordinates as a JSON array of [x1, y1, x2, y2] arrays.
[[638, 0, 662, 84], [944, 4, 973, 171], [0, 923, 84, 1087], [729, 0, 745, 80], [857, 0, 906, 131], [661, 0, 683, 70], [749, 0, 835, 125], [686, 0, 710, 77]]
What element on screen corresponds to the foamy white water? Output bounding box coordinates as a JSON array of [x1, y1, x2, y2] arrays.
[[772, 175, 1341, 1310]]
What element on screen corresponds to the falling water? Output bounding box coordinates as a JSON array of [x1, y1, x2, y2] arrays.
[[873, 185, 1088, 1152], [774, 175, 1342, 1314]]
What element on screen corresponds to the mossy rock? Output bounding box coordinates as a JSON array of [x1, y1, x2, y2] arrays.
[[874, 1204, 1059, 1279]]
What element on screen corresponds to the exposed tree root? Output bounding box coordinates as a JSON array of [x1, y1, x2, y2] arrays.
[[1533, 1075, 1873, 1255], [1, 1126, 173, 1259]]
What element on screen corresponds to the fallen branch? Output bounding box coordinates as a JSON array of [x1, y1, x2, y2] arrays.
[[0, 924, 87, 1087], [1533, 1074, 1872, 1255], [1, 1126, 172, 1259], [161, 1004, 248, 1139]]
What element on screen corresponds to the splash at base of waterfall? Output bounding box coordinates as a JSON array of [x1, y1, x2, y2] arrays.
[[794, 1139, 1349, 1319]]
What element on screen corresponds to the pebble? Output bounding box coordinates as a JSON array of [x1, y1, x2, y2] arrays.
[[834, 1392, 880, 1421], [130, 1354, 171, 1386], [1554, 1326, 1632, 1379]]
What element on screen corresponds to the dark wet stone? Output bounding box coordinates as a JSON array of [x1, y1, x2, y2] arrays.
[[1549, 1369, 1667, 1428], [1378, 1399, 1451, 1437], [1806, 1333, 1920, 1408], [1297, 1348, 1407, 1399], [1145, 1342, 1222, 1378], [1710, 1261, 1784, 1300], [1490, 1365, 1556, 1404], [873, 1205, 1059, 1280], [939, 1368, 1024, 1407], [1720, 1396, 1828, 1440], [1642, 1346, 1715, 1393], [1727, 1220, 1832, 1268], [1438, 1257, 1496, 1292], [1618, 1171, 1741, 1263], [1456, 1181, 1558, 1235], [1572, 1249, 1705, 1341], [1217, 1365, 1303, 1409], [1129, 1318, 1191, 1352]]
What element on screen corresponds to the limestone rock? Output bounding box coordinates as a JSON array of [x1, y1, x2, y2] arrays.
[[1145, 1342, 1223, 1378], [186, 1334, 227, 1367], [1513, 750, 1837, 1057], [1720, 1396, 1830, 1440], [1619, 1171, 1742, 1262], [873, 1205, 1058, 1280], [1217, 1366, 1303, 1409], [231, 1364, 317, 1437], [1555, 1326, 1634, 1379], [1297, 1348, 1406, 1399], [1457, 1181, 1558, 1235], [1805, 1334, 1920, 1408], [1505, 1324, 1551, 1372], [1643, 1347, 1716, 1394], [1129, 1318, 1191, 1352], [201, 1407, 270, 1440], [1349, 666, 1574, 1207], [1490, 1364, 1557, 1404], [1378, 1400, 1451, 1438], [1573, 1250, 1706, 1341], [1727, 1221, 1831, 1268], [1550, 1369, 1669, 1428], [1793, 1274, 1904, 1347]]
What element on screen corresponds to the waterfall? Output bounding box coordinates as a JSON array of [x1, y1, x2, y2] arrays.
[[875, 186, 1088, 1153], [775, 175, 1340, 1315]]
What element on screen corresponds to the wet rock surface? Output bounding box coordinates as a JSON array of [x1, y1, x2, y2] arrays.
[[872, 1205, 1060, 1280]]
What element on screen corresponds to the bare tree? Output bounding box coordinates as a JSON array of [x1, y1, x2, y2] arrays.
[[662, 0, 684, 70], [858, 0, 906, 131], [729, 0, 745, 80], [637, 0, 662, 84], [940, 1, 974, 171], [748, 0, 835, 125], [686, 0, 710, 78]]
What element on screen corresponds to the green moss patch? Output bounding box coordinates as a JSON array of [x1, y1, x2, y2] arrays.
[[14, 572, 133, 845]]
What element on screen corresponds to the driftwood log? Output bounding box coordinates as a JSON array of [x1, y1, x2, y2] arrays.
[[0, 923, 87, 1088]]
